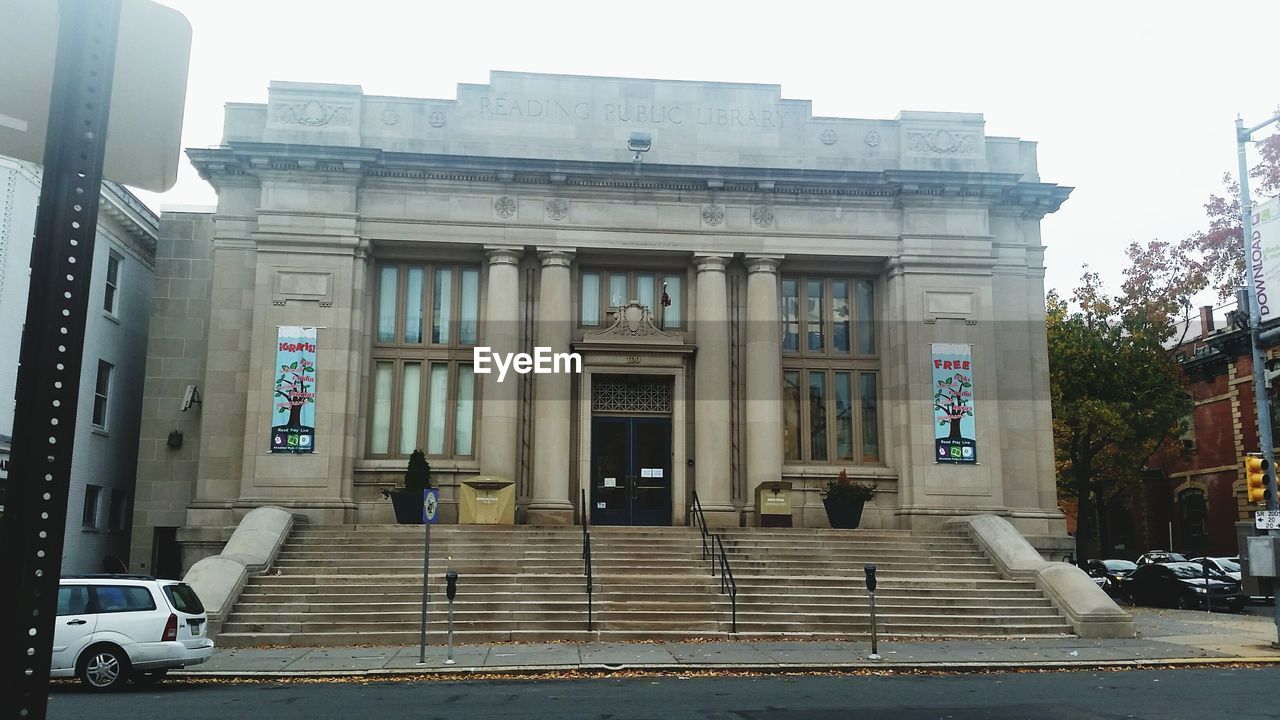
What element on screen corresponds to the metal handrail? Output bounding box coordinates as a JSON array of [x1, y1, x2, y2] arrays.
[[581, 488, 593, 631], [690, 491, 737, 634], [714, 534, 738, 634], [690, 490, 711, 568]]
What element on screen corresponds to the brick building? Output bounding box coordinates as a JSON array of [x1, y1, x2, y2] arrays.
[[1135, 304, 1275, 559]]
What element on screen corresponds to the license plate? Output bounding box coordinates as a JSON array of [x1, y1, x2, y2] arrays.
[[190, 622, 203, 636]]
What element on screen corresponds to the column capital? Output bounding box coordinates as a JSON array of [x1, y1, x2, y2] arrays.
[[744, 255, 783, 274], [694, 254, 730, 273], [485, 246, 524, 266], [536, 248, 575, 268]]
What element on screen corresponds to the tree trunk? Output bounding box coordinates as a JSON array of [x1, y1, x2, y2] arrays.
[[947, 417, 963, 440], [1095, 497, 1111, 558], [1073, 460, 1093, 563], [287, 402, 302, 427]]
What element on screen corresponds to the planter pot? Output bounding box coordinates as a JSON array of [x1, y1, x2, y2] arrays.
[[389, 490, 423, 524], [823, 497, 866, 529]]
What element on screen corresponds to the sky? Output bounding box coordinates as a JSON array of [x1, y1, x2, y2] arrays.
[[138, 0, 1280, 299]]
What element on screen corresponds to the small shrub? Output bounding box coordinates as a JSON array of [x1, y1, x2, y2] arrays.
[[824, 469, 875, 504]]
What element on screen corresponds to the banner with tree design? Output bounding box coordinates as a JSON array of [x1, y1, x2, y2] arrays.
[[270, 326, 317, 453], [932, 343, 976, 464]]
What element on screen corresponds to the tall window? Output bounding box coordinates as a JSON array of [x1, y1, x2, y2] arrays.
[[781, 275, 879, 464], [580, 269, 683, 329], [92, 361, 113, 429], [82, 485, 101, 530], [370, 263, 479, 458], [103, 252, 121, 315]]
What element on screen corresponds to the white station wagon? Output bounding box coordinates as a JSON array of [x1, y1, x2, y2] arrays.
[[53, 576, 214, 690]]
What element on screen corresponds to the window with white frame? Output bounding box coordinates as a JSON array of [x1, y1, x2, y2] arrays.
[[369, 263, 479, 459], [82, 485, 101, 530], [103, 252, 121, 315], [92, 360, 113, 430]]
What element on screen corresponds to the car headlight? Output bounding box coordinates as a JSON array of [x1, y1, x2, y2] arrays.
[[1193, 587, 1207, 593]]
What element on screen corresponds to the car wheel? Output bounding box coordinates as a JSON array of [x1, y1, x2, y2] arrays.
[[77, 645, 129, 692]]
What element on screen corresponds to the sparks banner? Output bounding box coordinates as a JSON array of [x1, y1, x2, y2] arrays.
[[932, 343, 976, 464], [270, 326, 317, 454], [1253, 196, 1280, 321]]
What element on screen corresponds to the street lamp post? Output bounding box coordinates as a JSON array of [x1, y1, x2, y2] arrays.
[[1235, 112, 1280, 647]]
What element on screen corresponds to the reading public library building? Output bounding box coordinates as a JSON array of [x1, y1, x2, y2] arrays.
[[128, 72, 1072, 572]]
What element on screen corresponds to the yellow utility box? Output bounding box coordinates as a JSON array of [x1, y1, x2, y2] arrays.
[[754, 481, 794, 528], [458, 475, 516, 525]]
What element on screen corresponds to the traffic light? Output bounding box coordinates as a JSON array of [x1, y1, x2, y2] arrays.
[[1246, 454, 1270, 504]]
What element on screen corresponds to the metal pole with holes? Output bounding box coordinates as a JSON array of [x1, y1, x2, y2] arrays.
[[0, 2, 122, 718]]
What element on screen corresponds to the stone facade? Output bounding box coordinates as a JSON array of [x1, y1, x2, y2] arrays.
[[133, 73, 1071, 571]]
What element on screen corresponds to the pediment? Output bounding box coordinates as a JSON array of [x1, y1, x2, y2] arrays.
[[581, 302, 681, 345]]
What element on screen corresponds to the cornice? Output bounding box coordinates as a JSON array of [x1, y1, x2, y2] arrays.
[[188, 142, 1072, 216]]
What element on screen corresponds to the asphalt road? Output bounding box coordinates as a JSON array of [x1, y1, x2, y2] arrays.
[[47, 668, 1280, 720]]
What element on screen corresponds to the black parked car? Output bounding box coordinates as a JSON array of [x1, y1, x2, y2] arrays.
[[1083, 559, 1138, 596], [1135, 550, 1189, 566], [1118, 561, 1245, 611]]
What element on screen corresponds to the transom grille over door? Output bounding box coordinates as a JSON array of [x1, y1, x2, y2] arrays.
[[592, 375, 672, 415]]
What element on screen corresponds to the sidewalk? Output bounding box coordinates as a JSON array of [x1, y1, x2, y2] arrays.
[[178, 607, 1280, 679]]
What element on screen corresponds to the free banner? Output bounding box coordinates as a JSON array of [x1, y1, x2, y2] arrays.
[[1254, 196, 1280, 321], [270, 326, 317, 454], [932, 343, 976, 464]]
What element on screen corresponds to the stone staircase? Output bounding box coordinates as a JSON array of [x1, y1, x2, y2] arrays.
[[717, 528, 1071, 637], [215, 525, 1070, 647]]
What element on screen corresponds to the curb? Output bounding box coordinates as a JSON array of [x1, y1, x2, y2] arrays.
[[172, 656, 1280, 681]]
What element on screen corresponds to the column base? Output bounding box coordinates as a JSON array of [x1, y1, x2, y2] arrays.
[[699, 505, 740, 528], [526, 506, 576, 526]]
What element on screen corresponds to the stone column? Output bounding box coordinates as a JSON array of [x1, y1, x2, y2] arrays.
[[744, 256, 784, 501], [527, 249, 576, 525], [694, 255, 736, 525], [478, 247, 522, 482]]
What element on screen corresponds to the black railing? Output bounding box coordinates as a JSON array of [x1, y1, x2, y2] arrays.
[[580, 488, 593, 631], [714, 534, 738, 634], [690, 490, 712, 568], [690, 491, 737, 633]]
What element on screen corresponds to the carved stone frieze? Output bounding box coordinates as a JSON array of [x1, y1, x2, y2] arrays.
[[545, 198, 569, 221], [820, 129, 838, 145], [751, 206, 774, 228], [429, 111, 447, 128], [271, 100, 354, 127], [701, 204, 725, 226], [494, 195, 518, 218], [905, 129, 979, 156]]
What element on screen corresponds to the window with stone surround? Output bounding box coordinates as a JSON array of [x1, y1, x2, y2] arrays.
[[369, 263, 479, 459], [781, 275, 879, 465], [580, 269, 683, 329]]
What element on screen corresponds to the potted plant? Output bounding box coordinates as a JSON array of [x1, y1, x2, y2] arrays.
[[382, 449, 433, 524], [822, 469, 876, 529]]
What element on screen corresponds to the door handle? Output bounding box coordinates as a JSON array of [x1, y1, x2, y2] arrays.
[[66, 619, 87, 626]]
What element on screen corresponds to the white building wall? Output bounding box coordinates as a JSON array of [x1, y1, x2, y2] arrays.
[[0, 156, 156, 573], [0, 159, 41, 441]]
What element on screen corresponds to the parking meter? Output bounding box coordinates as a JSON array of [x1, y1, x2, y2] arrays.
[[864, 564, 881, 659], [444, 570, 458, 664]]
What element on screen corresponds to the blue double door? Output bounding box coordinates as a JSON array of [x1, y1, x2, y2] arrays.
[[590, 416, 672, 526]]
